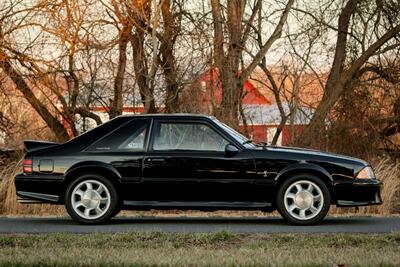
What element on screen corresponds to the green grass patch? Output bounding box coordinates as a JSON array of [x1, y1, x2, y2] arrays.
[[0, 231, 399, 266]]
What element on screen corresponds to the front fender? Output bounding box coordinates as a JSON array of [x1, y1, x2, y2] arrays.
[[274, 163, 333, 185]]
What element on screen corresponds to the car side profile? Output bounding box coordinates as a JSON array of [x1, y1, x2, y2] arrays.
[[15, 114, 382, 225]]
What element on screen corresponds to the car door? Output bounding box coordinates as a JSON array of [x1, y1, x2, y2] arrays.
[[85, 118, 151, 201], [142, 118, 258, 202]]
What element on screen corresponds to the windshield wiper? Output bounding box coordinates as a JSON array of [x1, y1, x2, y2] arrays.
[[256, 142, 269, 148], [242, 139, 253, 145]]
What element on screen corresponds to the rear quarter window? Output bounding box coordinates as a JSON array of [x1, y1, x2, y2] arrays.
[[86, 119, 150, 152]]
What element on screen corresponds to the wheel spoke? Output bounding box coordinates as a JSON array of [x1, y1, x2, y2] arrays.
[[313, 194, 322, 202], [100, 197, 108, 204], [307, 183, 314, 193], [295, 184, 302, 192], [96, 185, 104, 194], [85, 182, 93, 190], [309, 206, 318, 214], [289, 204, 297, 211], [73, 201, 84, 209], [84, 208, 91, 217], [74, 189, 84, 197], [299, 209, 306, 218], [95, 206, 103, 215], [286, 193, 296, 199]]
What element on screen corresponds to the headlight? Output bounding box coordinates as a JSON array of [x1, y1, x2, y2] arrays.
[[356, 166, 375, 179]]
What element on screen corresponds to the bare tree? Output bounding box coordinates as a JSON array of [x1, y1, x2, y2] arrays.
[[298, 0, 400, 147], [0, 0, 108, 140], [210, 0, 295, 128], [0, 0, 71, 141]]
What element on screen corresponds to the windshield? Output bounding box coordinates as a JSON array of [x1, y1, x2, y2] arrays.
[[213, 119, 255, 148]]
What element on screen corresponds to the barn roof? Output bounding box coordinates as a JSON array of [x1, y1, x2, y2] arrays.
[[241, 102, 314, 126], [195, 68, 271, 105]]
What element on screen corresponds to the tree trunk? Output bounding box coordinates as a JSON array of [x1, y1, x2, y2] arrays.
[[160, 0, 180, 113], [131, 32, 156, 114], [218, 75, 243, 128], [299, 81, 345, 146], [298, 0, 358, 146], [0, 52, 70, 141], [110, 26, 131, 119], [211, 0, 244, 128]]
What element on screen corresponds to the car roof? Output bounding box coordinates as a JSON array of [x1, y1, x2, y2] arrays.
[[119, 113, 216, 120]]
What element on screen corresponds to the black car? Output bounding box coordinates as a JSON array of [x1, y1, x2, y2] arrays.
[[15, 114, 382, 225]]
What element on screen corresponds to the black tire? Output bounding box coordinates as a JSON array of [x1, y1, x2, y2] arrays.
[[276, 174, 331, 225], [112, 205, 122, 217], [65, 174, 119, 225]]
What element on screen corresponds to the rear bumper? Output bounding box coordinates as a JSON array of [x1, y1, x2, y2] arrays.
[[334, 178, 382, 207], [15, 173, 64, 204]]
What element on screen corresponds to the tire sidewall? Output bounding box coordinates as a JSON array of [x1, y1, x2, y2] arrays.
[[65, 174, 118, 224], [276, 174, 331, 225]]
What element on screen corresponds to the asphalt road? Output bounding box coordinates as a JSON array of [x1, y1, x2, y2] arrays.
[[0, 216, 399, 233]]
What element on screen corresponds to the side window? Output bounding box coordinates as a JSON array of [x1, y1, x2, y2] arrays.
[[88, 119, 149, 151], [153, 122, 229, 151]]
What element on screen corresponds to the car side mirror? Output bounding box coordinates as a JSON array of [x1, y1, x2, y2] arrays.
[[225, 144, 239, 157]]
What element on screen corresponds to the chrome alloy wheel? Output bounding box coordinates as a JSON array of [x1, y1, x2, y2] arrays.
[[283, 180, 324, 221], [71, 180, 111, 220]]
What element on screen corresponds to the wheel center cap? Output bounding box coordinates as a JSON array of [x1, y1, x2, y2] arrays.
[[294, 191, 313, 209], [82, 190, 100, 209]]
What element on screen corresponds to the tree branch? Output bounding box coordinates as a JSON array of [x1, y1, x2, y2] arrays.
[[241, 0, 295, 81]]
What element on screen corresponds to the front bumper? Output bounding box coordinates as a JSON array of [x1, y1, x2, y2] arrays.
[[334, 178, 382, 207]]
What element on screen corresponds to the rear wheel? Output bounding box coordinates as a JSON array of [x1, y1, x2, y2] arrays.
[[276, 174, 330, 225], [65, 174, 118, 224]]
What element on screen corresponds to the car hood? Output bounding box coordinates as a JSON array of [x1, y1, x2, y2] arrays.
[[257, 145, 368, 166]]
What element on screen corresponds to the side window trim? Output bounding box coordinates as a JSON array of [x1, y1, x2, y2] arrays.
[[144, 118, 154, 152], [149, 119, 233, 152]]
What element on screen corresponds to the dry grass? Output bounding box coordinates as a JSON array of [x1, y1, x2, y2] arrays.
[[0, 157, 399, 216], [0, 232, 399, 266]]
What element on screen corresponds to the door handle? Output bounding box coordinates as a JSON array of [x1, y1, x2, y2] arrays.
[[145, 158, 165, 163]]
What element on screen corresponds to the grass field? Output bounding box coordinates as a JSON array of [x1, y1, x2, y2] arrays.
[[0, 232, 399, 266]]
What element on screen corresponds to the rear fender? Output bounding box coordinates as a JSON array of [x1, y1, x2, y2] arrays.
[[64, 161, 122, 185]]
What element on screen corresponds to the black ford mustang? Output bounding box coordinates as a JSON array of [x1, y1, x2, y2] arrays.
[[15, 114, 382, 225]]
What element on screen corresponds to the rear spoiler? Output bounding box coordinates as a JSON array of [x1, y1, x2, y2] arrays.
[[24, 140, 60, 153]]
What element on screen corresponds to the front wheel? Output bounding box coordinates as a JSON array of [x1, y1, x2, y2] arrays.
[[276, 174, 331, 225], [65, 174, 119, 224]]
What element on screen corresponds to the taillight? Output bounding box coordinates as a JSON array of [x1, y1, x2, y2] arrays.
[[23, 158, 33, 174]]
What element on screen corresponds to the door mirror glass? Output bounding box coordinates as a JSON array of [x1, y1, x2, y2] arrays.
[[225, 144, 239, 157]]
